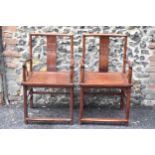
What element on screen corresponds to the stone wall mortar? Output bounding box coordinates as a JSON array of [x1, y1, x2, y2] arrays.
[[2, 26, 155, 106]]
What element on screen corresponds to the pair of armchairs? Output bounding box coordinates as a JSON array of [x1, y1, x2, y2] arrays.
[[22, 33, 132, 125]]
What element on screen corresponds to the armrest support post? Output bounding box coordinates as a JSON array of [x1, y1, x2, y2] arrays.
[[126, 60, 133, 83], [80, 59, 85, 83], [70, 59, 74, 83], [22, 58, 32, 82], [22, 64, 27, 82]]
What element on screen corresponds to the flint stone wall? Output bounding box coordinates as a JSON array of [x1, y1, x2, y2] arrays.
[[2, 26, 155, 106], [0, 76, 2, 104]]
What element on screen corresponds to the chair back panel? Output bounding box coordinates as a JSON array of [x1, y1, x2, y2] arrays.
[[82, 34, 127, 73], [99, 36, 109, 72], [47, 36, 57, 71]]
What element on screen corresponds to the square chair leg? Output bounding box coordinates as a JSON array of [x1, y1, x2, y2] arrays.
[[23, 86, 28, 124]]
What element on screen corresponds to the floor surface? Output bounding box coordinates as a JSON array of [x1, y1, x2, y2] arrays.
[[0, 104, 155, 129]]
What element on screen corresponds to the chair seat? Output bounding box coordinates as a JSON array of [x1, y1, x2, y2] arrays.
[[80, 72, 132, 88], [22, 71, 73, 87]]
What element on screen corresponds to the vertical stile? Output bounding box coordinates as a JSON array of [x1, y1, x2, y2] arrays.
[[82, 35, 86, 62], [123, 36, 127, 73], [29, 34, 32, 71], [70, 35, 74, 83], [81, 35, 85, 83]]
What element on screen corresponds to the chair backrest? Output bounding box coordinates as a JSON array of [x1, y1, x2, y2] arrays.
[[82, 34, 128, 73], [29, 33, 74, 72]]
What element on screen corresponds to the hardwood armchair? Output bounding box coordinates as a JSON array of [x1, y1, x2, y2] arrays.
[[79, 34, 132, 125], [22, 33, 74, 124]]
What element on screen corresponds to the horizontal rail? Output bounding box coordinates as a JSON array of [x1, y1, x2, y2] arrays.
[[84, 92, 122, 96], [80, 84, 132, 88], [80, 118, 128, 123], [32, 91, 70, 95], [83, 33, 127, 37], [22, 83, 74, 88], [26, 117, 71, 123], [30, 33, 73, 37]]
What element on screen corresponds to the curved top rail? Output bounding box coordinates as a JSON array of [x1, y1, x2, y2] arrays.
[[30, 33, 73, 37], [83, 33, 127, 37]]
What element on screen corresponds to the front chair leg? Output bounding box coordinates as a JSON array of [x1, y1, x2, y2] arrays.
[[70, 87, 74, 125], [79, 87, 84, 124], [23, 86, 28, 124], [125, 88, 131, 126]]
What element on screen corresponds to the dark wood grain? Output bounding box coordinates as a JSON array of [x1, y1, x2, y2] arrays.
[[47, 36, 57, 71], [99, 36, 109, 72]]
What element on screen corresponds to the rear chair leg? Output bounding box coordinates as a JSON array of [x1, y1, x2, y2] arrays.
[[23, 86, 28, 124], [70, 87, 74, 125], [79, 87, 84, 124], [30, 88, 33, 108], [120, 90, 124, 110]]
